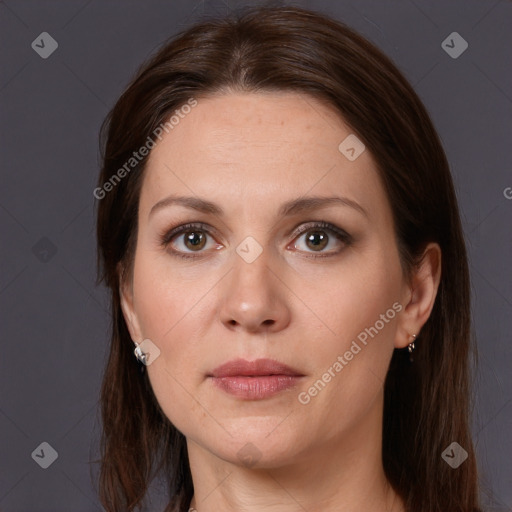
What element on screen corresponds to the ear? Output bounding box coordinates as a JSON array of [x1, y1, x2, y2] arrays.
[[395, 242, 442, 349], [118, 263, 144, 343]]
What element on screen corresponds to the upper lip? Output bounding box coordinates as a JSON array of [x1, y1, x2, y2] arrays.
[[210, 358, 304, 378]]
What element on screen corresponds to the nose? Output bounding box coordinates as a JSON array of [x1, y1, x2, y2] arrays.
[[219, 248, 291, 334]]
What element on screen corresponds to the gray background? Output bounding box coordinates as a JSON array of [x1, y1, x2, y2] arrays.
[[1, 0, 511, 510]]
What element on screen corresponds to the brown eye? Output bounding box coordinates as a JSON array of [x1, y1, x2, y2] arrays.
[[289, 221, 352, 258], [182, 230, 207, 251], [304, 230, 329, 251], [160, 223, 220, 259]]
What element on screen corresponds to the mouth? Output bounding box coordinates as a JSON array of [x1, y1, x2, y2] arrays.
[[208, 358, 305, 400]]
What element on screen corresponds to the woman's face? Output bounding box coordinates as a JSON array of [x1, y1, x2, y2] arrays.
[[121, 91, 412, 468]]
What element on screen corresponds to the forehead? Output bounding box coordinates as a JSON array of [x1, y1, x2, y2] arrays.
[[139, 91, 387, 221]]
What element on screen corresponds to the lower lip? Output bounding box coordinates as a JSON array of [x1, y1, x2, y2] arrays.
[[210, 375, 302, 399]]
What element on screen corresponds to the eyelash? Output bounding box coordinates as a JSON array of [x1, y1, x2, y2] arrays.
[[159, 221, 353, 260]]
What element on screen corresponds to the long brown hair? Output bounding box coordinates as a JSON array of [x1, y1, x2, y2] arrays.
[[94, 5, 481, 511]]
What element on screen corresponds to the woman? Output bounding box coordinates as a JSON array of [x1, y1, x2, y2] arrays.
[[95, 5, 482, 511]]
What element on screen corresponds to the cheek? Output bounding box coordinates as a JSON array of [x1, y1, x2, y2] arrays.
[[132, 249, 211, 337], [132, 260, 213, 431], [296, 278, 400, 440], [302, 252, 402, 393], [131, 255, 211, 382], [317, 250, 402, 338]]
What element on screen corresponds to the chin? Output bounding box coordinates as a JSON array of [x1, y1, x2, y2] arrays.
[[203, 429, 304, 469]]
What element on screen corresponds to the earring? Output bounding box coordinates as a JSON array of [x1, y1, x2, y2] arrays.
[[134, 342, 147, 374], [408, 334, 417, 363]]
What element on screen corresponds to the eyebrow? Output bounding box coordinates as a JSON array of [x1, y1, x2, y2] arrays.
[[148, 194, 368, 219]]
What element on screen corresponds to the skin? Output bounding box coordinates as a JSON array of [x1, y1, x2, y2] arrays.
[[120, 91, 441, 512]]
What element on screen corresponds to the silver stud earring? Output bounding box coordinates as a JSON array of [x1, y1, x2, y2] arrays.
[[134, 342, 147, 373], [408, 334, 417, 362]]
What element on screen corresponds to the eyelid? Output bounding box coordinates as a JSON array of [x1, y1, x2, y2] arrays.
[[288, 221, 351, 243], [159, 222, 218, 246]]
